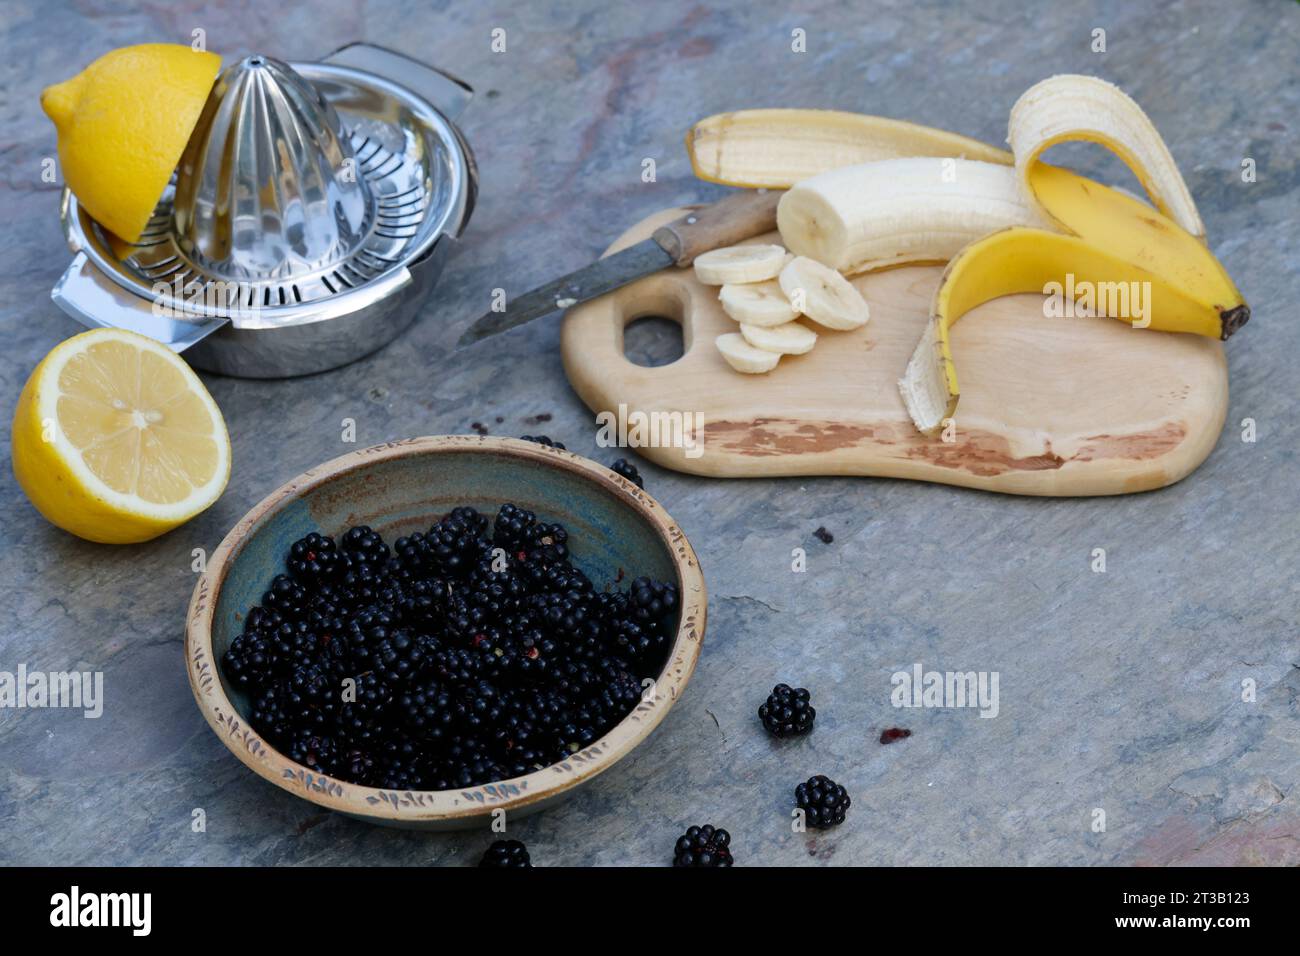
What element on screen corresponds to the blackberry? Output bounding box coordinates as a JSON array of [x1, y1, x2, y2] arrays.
[[374, 734, 426, 790], [794, 774, 850, 829], [398, 678, 459, 741], [520, 435, 565, 450], [609, 458, 644, 489], [250, 684, 293, 744], [493, 503, 537, 552], [758, 683, 816, 738], [341, 525, 390, 565], [630, 577, 678, 624], [222, 631, 274, 688], [335, 559, 391, 610], [479, 839, 532, 868], [263, 574, 311, 621], [673, 825, 734, 867], [346, 606, 398, 668], [426, 508, 490, 577], [371, 627, 426, 685], [287, 532, 343, 586], [340, 747, 376, 782], [288, 728, 337, 773]]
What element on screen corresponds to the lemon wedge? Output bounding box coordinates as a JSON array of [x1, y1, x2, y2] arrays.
[[12, 329, 231, 544], [41, 44, 221, 243]]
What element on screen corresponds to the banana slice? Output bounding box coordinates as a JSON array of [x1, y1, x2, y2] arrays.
[[778, 257, 870, 330], [740, 321, 818, 355], [716, 332, 781, 373], [718, 280, 798, 326], [693, 243, 788, 285]]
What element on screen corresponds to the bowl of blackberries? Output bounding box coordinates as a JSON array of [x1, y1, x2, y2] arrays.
[[186, 435, 704, 829]]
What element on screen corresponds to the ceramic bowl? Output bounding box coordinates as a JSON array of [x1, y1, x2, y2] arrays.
[[185, 436, 705, 829]]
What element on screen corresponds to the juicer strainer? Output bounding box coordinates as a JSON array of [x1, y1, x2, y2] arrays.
[[52, 43, 477, 378]]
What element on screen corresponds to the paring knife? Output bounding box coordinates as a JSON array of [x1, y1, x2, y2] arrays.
[[457, 189, 782, 348]]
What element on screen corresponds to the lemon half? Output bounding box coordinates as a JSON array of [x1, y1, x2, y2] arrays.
[[41, 44, 221, 243], [12, 329, 231, 544]]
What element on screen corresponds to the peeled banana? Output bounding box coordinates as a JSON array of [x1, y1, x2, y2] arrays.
[[716, 332, 781, 373], [693, 243, 789, 285], [687, 108, 1012, 188], [777, 158, 1054, 274]]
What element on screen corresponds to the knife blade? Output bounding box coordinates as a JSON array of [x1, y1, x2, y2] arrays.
[[457, 189, 782, 348]]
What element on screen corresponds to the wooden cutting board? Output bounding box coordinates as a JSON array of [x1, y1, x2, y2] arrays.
[[561, 207, 1228, 496]]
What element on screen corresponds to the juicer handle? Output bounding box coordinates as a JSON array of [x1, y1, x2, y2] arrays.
[[51, 253, 230, 353], [322, 43, 474, 121]]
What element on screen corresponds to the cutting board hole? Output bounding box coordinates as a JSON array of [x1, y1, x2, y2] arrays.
[[623, 315, 684, 367]]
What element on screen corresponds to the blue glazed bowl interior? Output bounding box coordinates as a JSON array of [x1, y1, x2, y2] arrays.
[[212, 446, 679, 717]]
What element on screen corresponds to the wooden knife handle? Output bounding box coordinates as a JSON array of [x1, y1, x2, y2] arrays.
[[652, 189, 783, 266]]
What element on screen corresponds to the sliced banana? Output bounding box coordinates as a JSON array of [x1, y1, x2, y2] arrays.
[[778, 257, 870, 330], [719, 280, 798, 327], [716, 332, 781, 373], [740, 321, 817, 355], [693, 243, 788, 285]]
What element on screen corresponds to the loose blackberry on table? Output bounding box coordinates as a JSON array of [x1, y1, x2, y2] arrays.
[[758, 683, 816, 738], [221, 507, 679, 791], [480, 839, 532, 868], [794, 774, 851, 829], [672, 824, 734, 867]]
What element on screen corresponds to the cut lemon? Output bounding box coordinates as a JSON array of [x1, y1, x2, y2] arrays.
[[41, 44, 221, 243], [11, 329, 231, 544]]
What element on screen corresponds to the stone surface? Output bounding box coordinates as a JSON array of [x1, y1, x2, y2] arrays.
[[1, 0, 1298, 867]]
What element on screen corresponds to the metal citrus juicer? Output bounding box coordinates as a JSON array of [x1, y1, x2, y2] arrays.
[[53, 43, 477, 378]]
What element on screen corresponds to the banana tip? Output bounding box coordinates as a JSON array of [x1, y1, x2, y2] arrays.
[[1221, 304, 1250, 340]]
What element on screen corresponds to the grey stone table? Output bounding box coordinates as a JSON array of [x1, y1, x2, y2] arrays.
[[2, 0, 1297, 866]]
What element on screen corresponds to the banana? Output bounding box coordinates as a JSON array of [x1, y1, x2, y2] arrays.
[[740, 320, 818, 355], [778, 256, 871, 330], [719, 280, 798, 326], [898, 226, 1239, 435], [687, 108, 1012, 188], [716, 332, 781, 373], [1008, 74, 1204, 239], [693, 243, 789, 285], [898, 75, 1249, 435], [776, 158, 1055, 274]]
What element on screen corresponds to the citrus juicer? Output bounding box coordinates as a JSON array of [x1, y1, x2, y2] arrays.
[[53, 43, 477, 378]]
